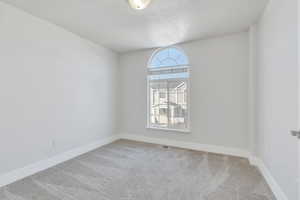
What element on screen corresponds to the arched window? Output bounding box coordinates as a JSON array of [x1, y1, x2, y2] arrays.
[[147, 47, 190, 132]]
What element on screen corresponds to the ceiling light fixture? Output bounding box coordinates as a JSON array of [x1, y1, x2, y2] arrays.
[[128, 0, 152, 10]]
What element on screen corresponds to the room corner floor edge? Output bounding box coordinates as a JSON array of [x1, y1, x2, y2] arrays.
[[0, 134, 283, 200], [0, 135, 119, 188]]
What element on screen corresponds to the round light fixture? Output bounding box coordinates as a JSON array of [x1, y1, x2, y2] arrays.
[[128, 0, 151, 10]]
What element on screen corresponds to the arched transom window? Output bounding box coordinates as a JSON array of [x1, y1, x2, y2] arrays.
[[147, 47, 190, 132]]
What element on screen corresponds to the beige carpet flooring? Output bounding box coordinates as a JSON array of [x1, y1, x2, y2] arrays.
[[0, 140, 276, 200]]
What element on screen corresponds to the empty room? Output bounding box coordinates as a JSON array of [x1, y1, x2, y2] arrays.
[[0, 0, 299, 199]]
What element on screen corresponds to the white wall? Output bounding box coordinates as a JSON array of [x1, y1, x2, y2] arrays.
[[119, 32, 250, 151], [0, 2, 119, 175], [255, 0, 298, 199]]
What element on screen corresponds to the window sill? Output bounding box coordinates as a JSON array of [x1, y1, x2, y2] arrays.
[[146, 126, 191, 134]]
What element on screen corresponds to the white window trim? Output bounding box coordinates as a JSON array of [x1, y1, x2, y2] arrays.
[[146, 47, 191, 133], [146, 126, 191, 133]]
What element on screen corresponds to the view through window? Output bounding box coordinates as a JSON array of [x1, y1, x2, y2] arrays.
[[147, 47, 190, 131]]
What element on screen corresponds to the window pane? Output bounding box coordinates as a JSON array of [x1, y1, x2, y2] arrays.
[[149, 78, 188, 130], [168, 80, 188, 129], [160, 58, 177, 67], [149, 47, 189, 68], [149, 81, 168, 128]]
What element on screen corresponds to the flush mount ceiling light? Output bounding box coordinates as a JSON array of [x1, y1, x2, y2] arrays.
[[128, 0, 152, 10]]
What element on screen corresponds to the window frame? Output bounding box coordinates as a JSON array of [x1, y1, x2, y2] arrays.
[[146, 46, 191, 133]]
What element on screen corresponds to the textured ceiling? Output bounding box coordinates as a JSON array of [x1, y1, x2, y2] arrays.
[[1, 0, 268, 52]]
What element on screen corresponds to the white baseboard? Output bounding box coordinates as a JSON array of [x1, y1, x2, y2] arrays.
[[248, 155, 259, 166], [119, 134, 289, 200], [0, 135, 119, 188], [250, 157, 288, 200], [0, 133, 288, 200], [119, 133, 251, 159]]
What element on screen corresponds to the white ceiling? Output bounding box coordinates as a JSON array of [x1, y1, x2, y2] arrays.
[[1, 0, 268, 52]]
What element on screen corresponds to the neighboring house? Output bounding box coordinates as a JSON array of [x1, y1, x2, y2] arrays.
[[150, 80, 187, 129]]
